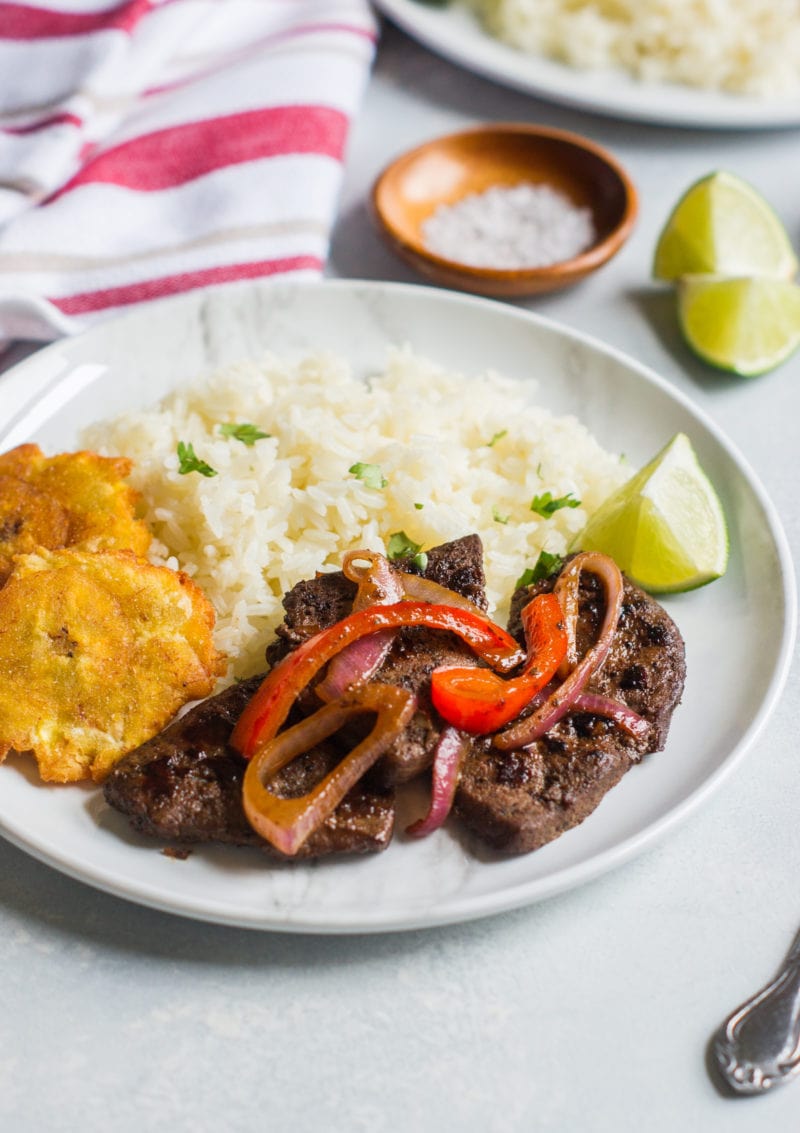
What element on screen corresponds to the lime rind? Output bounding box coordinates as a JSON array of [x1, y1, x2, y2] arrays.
[[654, 171, 798, 283], [677, 275, 800, 377], [655, 172, 800, 376], [574, 433, 729, 594]]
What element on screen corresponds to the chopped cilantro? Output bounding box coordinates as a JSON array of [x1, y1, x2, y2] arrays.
[[219, 422, 270, 446], [515, 567, 536, 591], [514, 551, 564, 591], [487, 429, 508, 447], [387, 531, 422, 559], [414, 502, 424, 510], [492, 506, 509, 525], [176, 441, 217, 478], [387, 531, 427, 570], [349, 462, 388, 490], [530, 491, 580, 517]]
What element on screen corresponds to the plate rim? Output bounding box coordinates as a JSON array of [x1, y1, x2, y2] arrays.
[[0, 277, 796, 933], [374, 0, 800, 130]]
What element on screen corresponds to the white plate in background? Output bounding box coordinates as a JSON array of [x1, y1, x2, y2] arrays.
[[375, 0, 800, 130]]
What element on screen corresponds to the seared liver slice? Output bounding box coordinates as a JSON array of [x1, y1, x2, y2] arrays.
[[104, 676, 395, 858], [104, 535, 488, 857], [268, 534, 489, 784], [454, 567, 686, 855]]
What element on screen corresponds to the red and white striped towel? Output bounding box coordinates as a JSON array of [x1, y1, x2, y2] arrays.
[[0, 0, 377, 346]]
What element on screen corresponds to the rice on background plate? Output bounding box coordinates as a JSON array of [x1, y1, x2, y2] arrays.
[[83, 348, 628, 680], [476, 0, 800, 96]]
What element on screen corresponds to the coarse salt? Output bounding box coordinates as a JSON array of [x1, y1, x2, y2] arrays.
[[422, 182, 596, 270]]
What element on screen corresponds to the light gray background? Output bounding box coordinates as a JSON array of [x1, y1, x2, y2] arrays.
[[2, 19, 799, 1132]]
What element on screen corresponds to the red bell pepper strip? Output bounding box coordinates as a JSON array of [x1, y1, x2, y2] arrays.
[[231, 601, 525, 758], [430, 593, 567, 734]]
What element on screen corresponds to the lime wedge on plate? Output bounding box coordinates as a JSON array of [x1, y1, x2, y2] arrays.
[[653, 172, 798, 282], [678, 275, 800, 376], [574, 433, 728, 593]]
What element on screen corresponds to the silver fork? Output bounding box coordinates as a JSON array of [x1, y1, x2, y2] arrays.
[[712, 926, 800, 1094]]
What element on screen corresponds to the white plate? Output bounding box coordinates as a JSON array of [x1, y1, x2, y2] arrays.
[[0, 279, 795, 932], [375, 0, 800, 130]]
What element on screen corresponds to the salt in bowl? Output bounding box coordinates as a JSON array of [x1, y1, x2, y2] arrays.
[[371, 123, 638, 298]]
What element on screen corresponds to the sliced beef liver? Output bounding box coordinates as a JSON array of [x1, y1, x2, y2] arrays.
[[106, 540, 687, 863], [267, 533, 487, 665], [103, 676, 395, 858], [268, 534, 488, 784], [104, 535, 487, 856], [454, 565, 686, 855]]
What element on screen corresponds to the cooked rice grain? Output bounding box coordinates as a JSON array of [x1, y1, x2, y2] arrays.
[[477, 0, 800, 95], [84, 349, 627, 679]]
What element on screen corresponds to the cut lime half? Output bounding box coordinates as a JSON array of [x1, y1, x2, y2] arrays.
[[678, 275, 800, 377], [653, 172, 798, 282], [574, 433, 729, 593]]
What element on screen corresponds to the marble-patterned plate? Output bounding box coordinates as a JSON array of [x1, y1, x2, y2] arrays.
[[0, 280, 794, 933]]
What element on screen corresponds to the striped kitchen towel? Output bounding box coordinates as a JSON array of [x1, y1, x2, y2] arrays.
[[0, 0, 377, 345]]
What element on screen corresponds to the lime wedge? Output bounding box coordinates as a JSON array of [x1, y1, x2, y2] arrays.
[[653, 172, 798, 282], [574, 433, 728, 593], [678, 275, 800, 376]]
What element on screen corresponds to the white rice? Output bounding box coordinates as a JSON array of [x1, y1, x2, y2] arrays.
[[83, 349, 628, 680], [477, 0, 800, 95]]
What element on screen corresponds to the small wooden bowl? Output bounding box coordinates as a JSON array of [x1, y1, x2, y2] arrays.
[[371, 124, 638, 298]]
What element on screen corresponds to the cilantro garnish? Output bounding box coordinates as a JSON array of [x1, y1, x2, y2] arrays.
[[514, 551, 564, 591], [349, 462, 388, 490], [530, 491, 580, 517], [387, 531, 427, 571], [414, 502, 424, 510], [487, 429, 508, 447], [176, 441, 217, 478], [219, 422, 270, 446]]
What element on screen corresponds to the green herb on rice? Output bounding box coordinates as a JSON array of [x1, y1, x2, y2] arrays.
[[530, 491, 580, 517], [219, 422, 270, 446], [349, 462, 388, 490], [387, 531, 427, 571], [177, 441, 217, 478], [515, 550, 564, 591]]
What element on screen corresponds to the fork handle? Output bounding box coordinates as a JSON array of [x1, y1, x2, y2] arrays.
[[712, 931, 800, 1094]]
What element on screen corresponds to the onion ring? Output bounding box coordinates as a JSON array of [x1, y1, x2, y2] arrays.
[[495, 552, 624, 750], [553, 561, 581, 678], [242, 684, 416, 856], [316, 551, 404, 701], [316, 552, 487, 701], [573, 693, 649, 739], [342, 550, 404, 607], [406, 726, 467, 838], [232, 600, 524, 757], [399, 571, 487, 616]]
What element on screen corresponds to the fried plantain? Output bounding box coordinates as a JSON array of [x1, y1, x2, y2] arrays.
[[0, 474, 71, 584], [0, 548, 225, 783], [0, 444, 42, 479], [0, 444, 151, 578]]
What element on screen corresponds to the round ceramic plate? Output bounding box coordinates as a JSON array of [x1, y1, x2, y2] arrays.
[[375, 0, 800, 130], [0, 279, 795, 933]]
